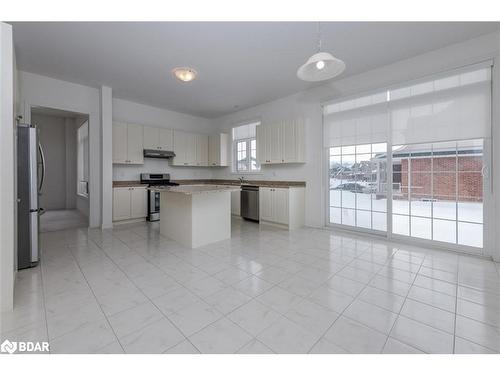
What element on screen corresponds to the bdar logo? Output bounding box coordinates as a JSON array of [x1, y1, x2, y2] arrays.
[[1, 339, 17, 354]]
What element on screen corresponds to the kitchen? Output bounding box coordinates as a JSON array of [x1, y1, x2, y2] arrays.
[[111, 119, 306, 247], [2, 20, 500, 359]]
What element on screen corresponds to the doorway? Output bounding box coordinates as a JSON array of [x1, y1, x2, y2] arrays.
[[31, 106, 90, 232]]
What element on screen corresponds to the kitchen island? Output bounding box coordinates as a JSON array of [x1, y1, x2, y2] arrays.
[[149, 185, 241, 248]]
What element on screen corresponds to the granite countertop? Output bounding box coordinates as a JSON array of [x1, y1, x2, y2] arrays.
[[113, 181, 148, 187], [148, 184, 241, 195], [113, 179, 306, 188], [172, 179, 306, 188]]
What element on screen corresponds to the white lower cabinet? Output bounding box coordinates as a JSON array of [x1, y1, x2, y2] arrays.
[[231, 190, 241, 216], [113, 186, 147, 222], [259, 187, 305, 229]]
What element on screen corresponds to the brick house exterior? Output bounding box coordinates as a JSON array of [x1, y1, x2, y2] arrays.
[[397, 155, 482, 202]]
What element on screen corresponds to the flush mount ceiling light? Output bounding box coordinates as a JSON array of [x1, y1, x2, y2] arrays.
[[297, 23, 345, 82], [172, 67, 197, 82]]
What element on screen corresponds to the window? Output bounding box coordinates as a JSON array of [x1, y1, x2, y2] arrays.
[[232, 121, 260, 173], [324, 64, 491, 253], [77, 121, 89, 197], [392, 140, 483, 247], [329, 143, 388, 231]]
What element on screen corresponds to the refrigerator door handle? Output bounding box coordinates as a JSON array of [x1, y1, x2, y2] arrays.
[[38, 142, 46, 192]]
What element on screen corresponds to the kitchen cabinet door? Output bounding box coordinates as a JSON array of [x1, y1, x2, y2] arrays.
[[186, 133, 197, 165], [159, 128, 173, 151], [256, 125, 267, 164], [127, 124, 144, 164], [294, 119, 306, 163], [282, 121, 296, 163], [209, 134, 218, 166], [143, 126, 160, 150], [112, 122, 128, 163], [273, 188, 289, 225], [113, 188, 131, 221], [130, 187, 147, 219], [209, 133, 228, 166], [259, 188, 274, 221], [173, 131, 187, 165], [269, 123, 283, 163], [195, 134, 209, 166]]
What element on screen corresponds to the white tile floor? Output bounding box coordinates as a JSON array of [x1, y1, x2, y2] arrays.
[[2, 218, 500, 354], [40, 209, 88, 233]]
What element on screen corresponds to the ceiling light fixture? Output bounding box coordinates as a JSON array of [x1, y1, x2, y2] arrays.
[[172, 67, 197, 82], [297, 23, 345, 82]]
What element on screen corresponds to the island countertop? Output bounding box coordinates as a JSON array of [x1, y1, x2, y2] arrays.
[[148, 184, 241, 195]]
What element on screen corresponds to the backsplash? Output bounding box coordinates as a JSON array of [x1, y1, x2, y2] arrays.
[[112, 158, 215, 181]]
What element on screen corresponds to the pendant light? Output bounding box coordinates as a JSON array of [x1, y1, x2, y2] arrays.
[[297, 22, 345, 82]]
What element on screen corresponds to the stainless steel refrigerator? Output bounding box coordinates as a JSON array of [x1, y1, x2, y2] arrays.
[[17, 123, 45, 269]]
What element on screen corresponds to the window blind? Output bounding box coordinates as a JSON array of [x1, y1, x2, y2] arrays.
[[232, 121, 259, 141], [323, 65, 492, 147]]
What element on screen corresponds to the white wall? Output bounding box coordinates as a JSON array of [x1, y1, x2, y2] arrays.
[[1, 22, 15, 312], [112, 97, 216, 181], [19, 71, 101, 227], [65, 118, 77, 209], [213, 31, 500, 260]]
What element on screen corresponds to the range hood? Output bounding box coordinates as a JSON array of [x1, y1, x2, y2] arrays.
[[143, 149, 176, 159]]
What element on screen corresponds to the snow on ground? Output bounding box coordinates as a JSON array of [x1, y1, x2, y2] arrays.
[[329, 178, 483, 248]]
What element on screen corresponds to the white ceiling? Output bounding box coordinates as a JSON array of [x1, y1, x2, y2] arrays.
[[11, 22, 499, 118]]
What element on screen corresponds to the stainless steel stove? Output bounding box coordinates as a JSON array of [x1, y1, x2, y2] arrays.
[[140, 173, 179, 221]]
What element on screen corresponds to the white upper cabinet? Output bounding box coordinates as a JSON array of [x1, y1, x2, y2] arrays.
[[269, 123, 282, 163], [172, 130, 197, 166], [144, 126, 173, 151], [186, 132, 197, 165], [159, 128, 173, 151], [127, 124, 144, 164], [113, 122, 144, 164], [256, 119, 305, 165], [195, 134, 209, 166], [112, 122, 128, 164], [172, 130, 189, 165], [208, 133, 228, 166], [143, 126, 158, 150]]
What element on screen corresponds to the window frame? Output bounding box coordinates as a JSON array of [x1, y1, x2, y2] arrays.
[[231, 120, 261, 174], [325, 139, 489, 256], [233, 136, 260, 173]]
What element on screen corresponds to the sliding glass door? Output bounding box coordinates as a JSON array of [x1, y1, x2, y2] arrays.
[[391, 139, 483, 248], [324, 64, 491, 254], [328, 139, 485, 250], [329, 143, 388, 232]]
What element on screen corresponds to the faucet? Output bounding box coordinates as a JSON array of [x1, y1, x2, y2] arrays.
[[238, 176, 247, 185]]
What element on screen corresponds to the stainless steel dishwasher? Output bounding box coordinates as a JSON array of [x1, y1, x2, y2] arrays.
[[240, 185, 259, 222]]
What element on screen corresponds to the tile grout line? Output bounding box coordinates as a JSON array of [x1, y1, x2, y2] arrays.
[[452, 257, 460, 353], [65, 240, 127, 354], [34, 222, 500, 354], [38, 256, 51, 350], [381, 249, 428, 354], [87, 233, 202, 353], [305, 244, 389, 353]]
